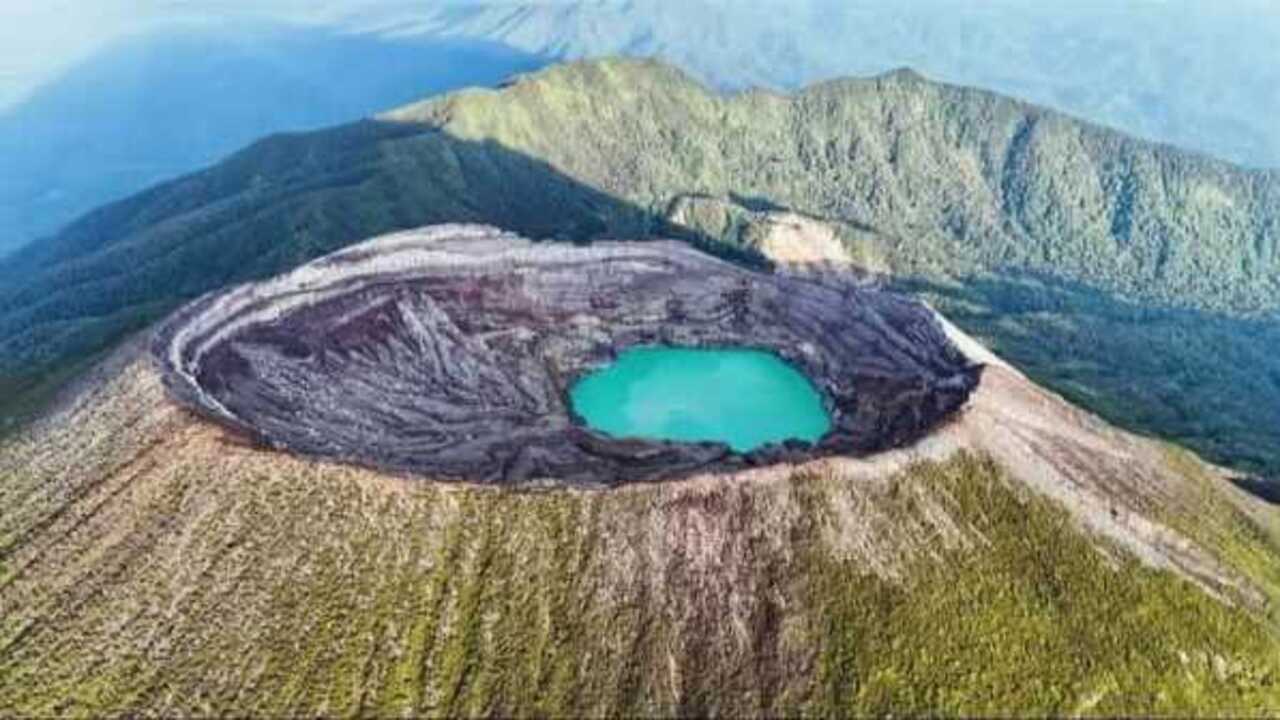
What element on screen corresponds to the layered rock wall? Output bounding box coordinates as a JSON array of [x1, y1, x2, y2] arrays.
[[155, 225, 979, 486]]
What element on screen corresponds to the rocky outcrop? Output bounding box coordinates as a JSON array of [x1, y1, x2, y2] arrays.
[[154, 225, 979, 486]]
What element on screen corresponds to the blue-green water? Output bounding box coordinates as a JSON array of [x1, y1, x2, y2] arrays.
[[569, 347, 832, 452]]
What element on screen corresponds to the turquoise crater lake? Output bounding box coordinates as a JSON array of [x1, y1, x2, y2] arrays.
[[569, 347, 833, 453]]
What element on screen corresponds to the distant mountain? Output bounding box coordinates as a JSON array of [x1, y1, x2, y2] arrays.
[[0, 58, 1277, 479], [0, 23, 545, 257], [406, 0, 1280, 169]]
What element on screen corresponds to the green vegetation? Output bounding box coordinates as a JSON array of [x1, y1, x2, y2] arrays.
[[2, 437, 1278, 715], [901, 273, 1280, 475], [403, 60, 1278, 314], [0, 58, 1277, 478], [796, 454, 1280, 715], [1162, 445, 1280, 621]]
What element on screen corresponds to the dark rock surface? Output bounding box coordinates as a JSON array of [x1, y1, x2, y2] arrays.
[[154, 225, 980, 487]]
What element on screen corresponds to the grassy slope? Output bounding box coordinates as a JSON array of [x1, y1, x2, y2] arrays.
[[801, 457, 1280, 715], [0, 355, 1278, 715], [0, 58, 1277, 474], [1, 461, 1276, 715]]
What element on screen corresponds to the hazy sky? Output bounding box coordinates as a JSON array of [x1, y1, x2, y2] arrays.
[[2, 0, 1276, 111], [0, 0, 478, 108]]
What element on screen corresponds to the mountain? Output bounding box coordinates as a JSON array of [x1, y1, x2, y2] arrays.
[[1, 224, 1278, 714], [1, 58, 1277, 480], [408, 0, 1280, 168], [8, 1, 1277, 257], [0, 23, 545, 257]]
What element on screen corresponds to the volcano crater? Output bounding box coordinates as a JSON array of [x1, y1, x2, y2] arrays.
[[154, 225, 980, 487]]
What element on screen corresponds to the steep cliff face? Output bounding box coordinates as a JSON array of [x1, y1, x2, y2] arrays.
[[155, 225, 976, 486]]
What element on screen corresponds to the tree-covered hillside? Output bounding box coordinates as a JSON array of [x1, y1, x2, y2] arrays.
[[1, 59, 1277, 475]]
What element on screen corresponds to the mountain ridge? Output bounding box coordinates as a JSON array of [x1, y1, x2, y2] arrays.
[[381, 57, 1278, 314], [405, 0, 1280, 168]]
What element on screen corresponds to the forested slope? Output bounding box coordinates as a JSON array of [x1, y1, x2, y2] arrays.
[[383, 60, 1279, 313]]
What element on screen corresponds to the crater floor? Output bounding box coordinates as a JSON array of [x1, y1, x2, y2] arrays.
[[154, 225, 980, 486]]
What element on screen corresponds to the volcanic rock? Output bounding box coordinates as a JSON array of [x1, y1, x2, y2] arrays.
[[154, 224, 979, 486]]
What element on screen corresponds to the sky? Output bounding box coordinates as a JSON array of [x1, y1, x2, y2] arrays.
[[0, 0, 491, 109], [1, 0, 1276, 111]]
